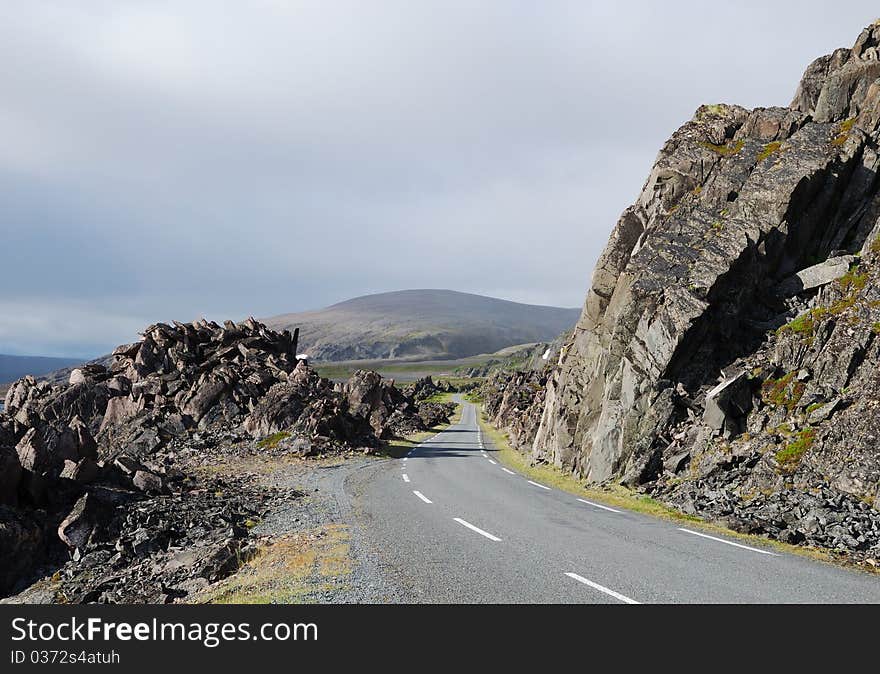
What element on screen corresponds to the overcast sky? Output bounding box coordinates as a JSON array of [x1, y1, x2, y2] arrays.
[[1, 1, 878, 358]]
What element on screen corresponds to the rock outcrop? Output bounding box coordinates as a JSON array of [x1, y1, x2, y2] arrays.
[[481, 369, 549, 451], [522, 23, 880, 561]]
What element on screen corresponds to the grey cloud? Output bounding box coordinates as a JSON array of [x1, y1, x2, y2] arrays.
[[1, 1, 878, 357]]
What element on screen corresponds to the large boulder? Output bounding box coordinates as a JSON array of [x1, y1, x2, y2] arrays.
[[702, 373, 753, 437], [16, 425, 78, 477]]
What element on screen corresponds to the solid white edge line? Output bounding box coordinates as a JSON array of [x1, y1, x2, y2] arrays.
[[413, 490, 432, 504], [565, 573, 640, 604], [501, 467, 515, 475], [527, 480, 551, 491], [402, 474, 410, 483], [677, 528, 778, 556], [577, 498, 621, 514], [453, 518, 502, 542]]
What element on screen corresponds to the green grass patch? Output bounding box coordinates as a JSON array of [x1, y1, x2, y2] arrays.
[[776, 310, 821, 344], [761, 372, 805, 412], [257, 432, 291, 449], [776, 429, 815, 470], [838, 266, 868, 293]]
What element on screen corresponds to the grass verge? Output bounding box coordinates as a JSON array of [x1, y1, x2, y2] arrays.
[[194, 524, 352, 604], [475, 407, 876, 571]]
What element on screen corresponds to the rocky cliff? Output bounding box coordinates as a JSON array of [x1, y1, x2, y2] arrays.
[[525, 23, 880, 560]]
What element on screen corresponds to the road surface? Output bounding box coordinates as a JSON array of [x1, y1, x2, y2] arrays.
[[351, 397, 880, 603]]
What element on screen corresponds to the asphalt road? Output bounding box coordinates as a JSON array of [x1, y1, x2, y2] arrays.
[[350, 396, 880, 603]]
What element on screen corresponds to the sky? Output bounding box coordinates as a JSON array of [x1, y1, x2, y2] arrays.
[[1, 1, 878, 358]]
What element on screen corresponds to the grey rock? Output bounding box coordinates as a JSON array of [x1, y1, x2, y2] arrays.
[[132, 470, 163, 494], [775, 256, 856, 297], [703, 373, 753, 437]]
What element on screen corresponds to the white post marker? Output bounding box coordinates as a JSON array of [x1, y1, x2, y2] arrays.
[[413, 490, 432, 504], [577, 498, 621, 514], [677, 528, 778, 556], [453, 518, 502, 542], [565, 573, 640, 605]]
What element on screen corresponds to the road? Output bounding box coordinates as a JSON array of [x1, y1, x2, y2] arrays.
[[350, 396, 880, 603]]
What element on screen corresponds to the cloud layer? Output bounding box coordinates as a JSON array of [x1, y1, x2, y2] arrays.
[[2, 1, 877, 357]]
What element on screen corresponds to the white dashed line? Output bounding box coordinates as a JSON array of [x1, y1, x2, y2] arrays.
[[402, 474, 410, 483], [527, 480, 551, 491], [565, 573, 640, 604], [677, 528, 778, 556], [488, 459, 497, 465], [501, 468, 515, 475], [453, 518, 502, 542], [577, 498, 621, 514], [413, 490, 432, 504]]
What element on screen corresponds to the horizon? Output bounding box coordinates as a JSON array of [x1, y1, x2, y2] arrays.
[[2, 3, 879, 358], [0, 286, 583, 359]]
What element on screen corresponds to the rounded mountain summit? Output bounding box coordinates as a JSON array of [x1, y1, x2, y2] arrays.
[[264, 289, 580, 362]]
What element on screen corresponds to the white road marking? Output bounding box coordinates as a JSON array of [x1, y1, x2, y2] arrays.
[[577, 498, 621, 514], [677, 528, 778, 556], [402, 474, 410, 483], [413, 490, 432, 504], [403, 457, 407, 462], [453, 518, 502, 542], [527, 480, 551, 491], [565, 573, 640, 604], [501, 468, 515, 475], [488, 459, 497, 465]]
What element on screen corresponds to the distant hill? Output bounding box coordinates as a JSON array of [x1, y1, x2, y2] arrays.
[[264, 289, 580, 362], [0, 354, 83, 385]]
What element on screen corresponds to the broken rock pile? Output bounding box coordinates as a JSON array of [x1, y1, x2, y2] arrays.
[[0, 318, 452, 601]]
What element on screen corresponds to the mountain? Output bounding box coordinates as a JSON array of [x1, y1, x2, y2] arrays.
[[487, 22, 880, 562], [264, 289, 580, 362], [0, 354, 83, 385]]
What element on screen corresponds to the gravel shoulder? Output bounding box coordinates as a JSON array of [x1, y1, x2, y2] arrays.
[[193, 453, 408, 604]]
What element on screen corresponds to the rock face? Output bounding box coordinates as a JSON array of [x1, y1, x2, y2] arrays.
[[481, 369, 549, 451], [522, 23, 880, 561], [0, 317, 452, 600]]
